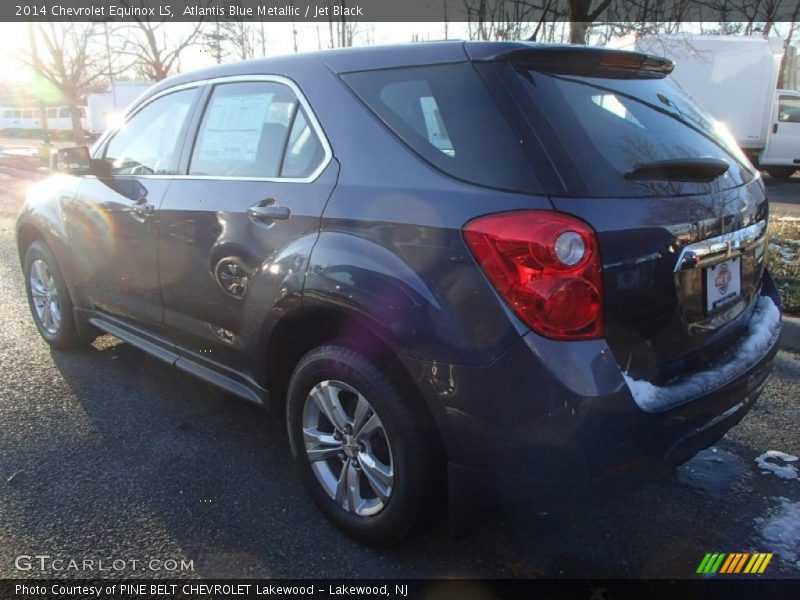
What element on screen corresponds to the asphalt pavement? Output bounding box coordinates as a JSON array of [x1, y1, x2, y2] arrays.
[[0, 175, 798, 579]]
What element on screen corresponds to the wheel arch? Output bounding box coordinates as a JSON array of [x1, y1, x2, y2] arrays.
[[16, 221, 46, 267], [263, 304, 446, 456]]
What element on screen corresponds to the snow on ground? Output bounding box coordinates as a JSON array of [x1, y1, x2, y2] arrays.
[[624, 295, 781, 412], [754, 498, 800, 564], [769, 241, 798, 262], [756, 451, 800, 481]]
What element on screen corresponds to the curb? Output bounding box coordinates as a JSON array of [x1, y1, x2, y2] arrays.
[[780, 314, 800, 353]]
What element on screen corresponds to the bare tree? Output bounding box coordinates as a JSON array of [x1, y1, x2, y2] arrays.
[[257, 20, 268, 57], [27, 23, 50, 141], [567, 0, 613, 44], [221, 22, 256, 60], [120, 21, 203, 81], [202, 22, 228, 64], [327, 0, 359, 47], [323, 1, 359, 48], [23, 23, 108, 143], [463, 0, 501, 40], [528, 0, 565, 42], [291, 7, 299, 52], [587, 0, 701, 45], [464, 0, 563, 42], [777, 2, 800, 87]]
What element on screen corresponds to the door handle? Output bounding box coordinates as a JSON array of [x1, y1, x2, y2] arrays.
[[131, 197, 155, 217], [247, 201, 290, 223], [774, 123, 779, 134]]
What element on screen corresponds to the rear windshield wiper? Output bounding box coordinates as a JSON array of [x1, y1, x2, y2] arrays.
[[624, 158, 730, 183]]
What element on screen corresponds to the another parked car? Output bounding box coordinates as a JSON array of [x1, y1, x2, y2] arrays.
[[17, 42, 782, 545]]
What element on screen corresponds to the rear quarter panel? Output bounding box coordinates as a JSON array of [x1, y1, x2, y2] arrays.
[[297, 62, 554, 366]]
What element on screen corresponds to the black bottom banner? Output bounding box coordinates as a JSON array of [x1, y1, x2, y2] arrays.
[[2, 579, 798, 600]]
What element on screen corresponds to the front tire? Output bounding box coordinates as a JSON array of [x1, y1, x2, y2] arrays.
[[23, 241, 83, 350], [286, 344, 441, 545]]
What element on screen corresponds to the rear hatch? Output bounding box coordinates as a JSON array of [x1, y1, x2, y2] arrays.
[[471, 45, 769, 381]]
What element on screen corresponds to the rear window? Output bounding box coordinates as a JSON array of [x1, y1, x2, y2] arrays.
[[518, 70, 755, 197], [342, 63, 542, 194]]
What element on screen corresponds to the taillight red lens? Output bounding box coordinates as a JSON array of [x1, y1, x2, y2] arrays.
[[463, 210, 604, 340]]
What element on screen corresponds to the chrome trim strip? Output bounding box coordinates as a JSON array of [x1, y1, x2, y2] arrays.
[[91, 74, 333, 185], [674, 220, 767, 273]]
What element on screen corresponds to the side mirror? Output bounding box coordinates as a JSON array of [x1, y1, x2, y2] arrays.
[[50, 146, 91, 172], [50, 146, 109, 177]]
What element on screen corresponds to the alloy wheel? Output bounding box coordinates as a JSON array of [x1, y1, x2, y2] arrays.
[[302, 380, 395, 516], [29, 258, 61, 335]]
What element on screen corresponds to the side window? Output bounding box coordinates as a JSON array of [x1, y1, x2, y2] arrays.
[[379, 80, 455, 156], [281, 109, 325, 177], [189, 80, 325, 179], [342, 64, 542, 194], [778, 95, 800, 123], [104, 88, 196, 176]]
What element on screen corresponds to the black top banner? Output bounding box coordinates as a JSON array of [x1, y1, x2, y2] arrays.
[[6, 0, 800, 23]]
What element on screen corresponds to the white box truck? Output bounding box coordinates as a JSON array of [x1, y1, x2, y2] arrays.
[[636, 35, 800, 178], [87, 81, 153, 137]]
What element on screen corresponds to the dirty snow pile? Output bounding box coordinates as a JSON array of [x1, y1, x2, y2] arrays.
[[756, 451, 799, 481], [624, 296, 781, 412]]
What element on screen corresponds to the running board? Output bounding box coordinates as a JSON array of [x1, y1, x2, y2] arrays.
[[85, 314, 269, 409]]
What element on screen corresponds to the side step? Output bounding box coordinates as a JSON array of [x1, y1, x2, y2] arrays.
[[85, 314, 269, 409]]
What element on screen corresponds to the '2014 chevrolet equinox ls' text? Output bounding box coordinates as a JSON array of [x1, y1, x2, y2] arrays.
[[17, 42, 782, 545]]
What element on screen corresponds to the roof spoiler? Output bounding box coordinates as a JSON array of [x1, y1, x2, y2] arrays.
[[466, 43, 674, 79]]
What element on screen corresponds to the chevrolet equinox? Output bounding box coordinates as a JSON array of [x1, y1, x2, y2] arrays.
[[17, 42, 782, 545]]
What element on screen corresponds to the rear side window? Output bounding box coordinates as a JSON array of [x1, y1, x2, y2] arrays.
[[342, 63, 541, 194], [517, 70, 755, 197], [282, 109, 326, 178], [189, 81, 325, 179]]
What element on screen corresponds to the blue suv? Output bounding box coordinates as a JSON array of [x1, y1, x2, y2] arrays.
[[17, 42, 782, 544]]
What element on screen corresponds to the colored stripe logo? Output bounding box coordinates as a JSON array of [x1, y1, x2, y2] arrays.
[[697, 552, 773, 574]]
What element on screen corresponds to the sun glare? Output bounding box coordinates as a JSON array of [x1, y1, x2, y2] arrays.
[[0, 23, 33, 85]]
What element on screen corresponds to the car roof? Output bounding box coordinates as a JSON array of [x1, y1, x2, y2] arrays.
[[146, 41, 558, 91], [146, 40, 660, 97]]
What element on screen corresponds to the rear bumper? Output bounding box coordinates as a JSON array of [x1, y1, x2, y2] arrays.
[[403, 271, 781, 514]]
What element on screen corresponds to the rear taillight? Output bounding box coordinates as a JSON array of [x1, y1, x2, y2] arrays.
[[463, 210, 603, 340]]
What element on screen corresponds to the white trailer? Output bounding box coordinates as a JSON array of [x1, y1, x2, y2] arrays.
[[87, 81, 153, 136], [636, 35, 800, 178], [0, 105, 89, 136]]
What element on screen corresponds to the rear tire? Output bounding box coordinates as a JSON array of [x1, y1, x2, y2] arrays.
[[23, 241, 84, 350], [286, 344, 441, 546], [766, 167, 796, 179]]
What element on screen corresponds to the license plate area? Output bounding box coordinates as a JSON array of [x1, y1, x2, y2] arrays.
[[705, 257, 742, 313]]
